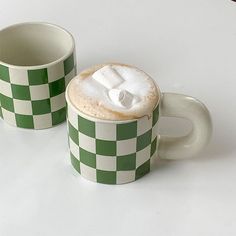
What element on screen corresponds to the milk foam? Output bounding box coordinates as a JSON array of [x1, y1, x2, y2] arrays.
[[68, 64, 159, 120]]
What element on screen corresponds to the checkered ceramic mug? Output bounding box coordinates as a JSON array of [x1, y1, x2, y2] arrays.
[[66, 81, 212, 184], [0, 22, 76, 129]]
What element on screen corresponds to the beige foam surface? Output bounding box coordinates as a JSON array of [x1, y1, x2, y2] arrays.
[[67, 63, 159, 120]]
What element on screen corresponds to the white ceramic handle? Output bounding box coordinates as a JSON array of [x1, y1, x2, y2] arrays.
[[158, 93, 212, 160]]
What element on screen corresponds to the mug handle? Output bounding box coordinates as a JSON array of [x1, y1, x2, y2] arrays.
[[158, 93, 212, 160]]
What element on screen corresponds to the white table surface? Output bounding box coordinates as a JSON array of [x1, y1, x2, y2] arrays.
[[1, 0, 236, 235]]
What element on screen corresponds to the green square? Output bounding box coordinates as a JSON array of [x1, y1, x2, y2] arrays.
[[49, 77, 65, 97], [0, 65, 10, 82], [64, 53, 74, 75], [151, 137, 157, 156], [117, 153, 136, 171], [52, 107, 66, 125], [137, 129, 152, 151], [32, 99, 51, 115], [79, 147, 96, 168], [28, 68, 48, 85], [117, 121, 137, 140], [96, 139, 116, 156], [68, 122, 78, 145], [0, 94, 14, 112], [15, 114, 34, 129], [78, 115, 95, 138], [70, 152, 80, 174], [96, 170, 116, 184], [11, 84, 31, 100], [135, 160, 150, 180], [152, 105, 159, 126]]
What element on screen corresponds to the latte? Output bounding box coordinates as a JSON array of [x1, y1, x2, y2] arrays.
[[67, 63, 159, 120]]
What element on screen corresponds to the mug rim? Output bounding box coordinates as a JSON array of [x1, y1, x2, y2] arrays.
[[66, 76, 161, 124], [0, 22, 75, 70]]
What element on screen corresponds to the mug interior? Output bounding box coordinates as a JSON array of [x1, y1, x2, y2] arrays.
[[0, 23, 74, 67]]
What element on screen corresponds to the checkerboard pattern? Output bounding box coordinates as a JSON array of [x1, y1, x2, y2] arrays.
[[0, 52, 76, 129], [67, 103, 159, 184]]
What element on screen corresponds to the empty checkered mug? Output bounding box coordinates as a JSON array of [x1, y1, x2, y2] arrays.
[[0, 22, 76, 129], [66, 81, 212, 184]]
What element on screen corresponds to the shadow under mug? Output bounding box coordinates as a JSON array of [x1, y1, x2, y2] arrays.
[[66, 80, 212, 184], [0, 22, 76, 129]]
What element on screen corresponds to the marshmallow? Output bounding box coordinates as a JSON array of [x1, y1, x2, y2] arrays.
[[108, 89, 135, 108], [92, 65, 124, 89]]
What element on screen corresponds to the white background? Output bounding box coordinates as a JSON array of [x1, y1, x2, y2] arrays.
[[0, 0, 236, 235]]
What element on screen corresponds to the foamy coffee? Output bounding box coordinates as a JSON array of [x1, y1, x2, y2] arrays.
[[67, 63, 159, 120]]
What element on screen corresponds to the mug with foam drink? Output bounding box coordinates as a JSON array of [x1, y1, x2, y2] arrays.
[[0, 22, 76, 129], [66, 63, 212, 184]]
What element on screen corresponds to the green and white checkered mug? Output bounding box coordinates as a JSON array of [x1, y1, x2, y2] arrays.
[[0, 22, 76, 129], [66, 81, 212, 184]]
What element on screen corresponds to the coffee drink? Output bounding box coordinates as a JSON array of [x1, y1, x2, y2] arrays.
[[66, 63, 212, 184], [67, 63, 159, 120]]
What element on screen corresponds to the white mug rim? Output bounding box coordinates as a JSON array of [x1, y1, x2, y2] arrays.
[[0, 22, 75, 70]]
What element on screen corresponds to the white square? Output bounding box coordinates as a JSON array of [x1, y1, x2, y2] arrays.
[[150, 151, 158, 166], [47, 61, 65, 82], [80, 163, 96, 182], [0, 80, 12, 97], [117, 138, 137, 156], [13, 99, 32, 115], [2, 108, 16, 126], [137, 116, 152, 136], [152, 122, 158, 141], [9, 68, 29, 85], [117, 171, 135, 184], [136, 145, 151, 167], [29, 84, 50, 100], [96, 155, 116, 171], [67, 106, 78, 129], [95, 122, 116, 140], [79, 132, 96, 153], [50, 93, 66, 112], [69, 138, 80, 160], [33, 114, 52, 129], [65, 68, 76, 86]]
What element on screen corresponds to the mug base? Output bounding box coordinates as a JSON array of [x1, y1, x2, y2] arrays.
[[70, 152, 152, 185]]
